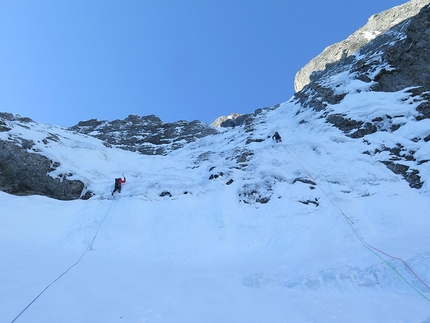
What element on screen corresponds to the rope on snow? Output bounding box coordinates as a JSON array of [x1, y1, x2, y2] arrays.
[[280, 142, 430, 301], [10, 200, 114, 323]]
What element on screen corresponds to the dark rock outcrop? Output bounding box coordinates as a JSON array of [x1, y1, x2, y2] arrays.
[[293, 2, 430, 189], [211, 106, 280, 129], [0, 112, 35, 124], [295, 2, 430, 114], [0, 139, 85, 200], [0, 113, 87, 200], [211, 113, 251, 127], [294, 0, 430, 92], [70, 114, 218, 155]]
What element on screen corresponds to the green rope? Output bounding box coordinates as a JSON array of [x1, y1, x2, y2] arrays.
[[283, 143, 430, 302]]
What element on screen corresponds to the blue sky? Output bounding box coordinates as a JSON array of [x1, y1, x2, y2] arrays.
[[0, 0, 405, 126]]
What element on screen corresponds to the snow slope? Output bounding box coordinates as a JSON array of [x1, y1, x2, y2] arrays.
[[1, 89, 430, 322]]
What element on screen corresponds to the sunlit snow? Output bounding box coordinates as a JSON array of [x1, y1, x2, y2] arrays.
[[1, 88, 430, 323]]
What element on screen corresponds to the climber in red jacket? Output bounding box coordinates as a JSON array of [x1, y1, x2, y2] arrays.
[[112, 176, 126, 196]]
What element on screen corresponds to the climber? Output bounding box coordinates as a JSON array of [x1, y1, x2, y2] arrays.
[[112, 175, 126, 196], [272, 131, 282, 143]]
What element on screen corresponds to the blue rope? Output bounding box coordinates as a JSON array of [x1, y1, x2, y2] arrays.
[[10, 200, 114, 323]]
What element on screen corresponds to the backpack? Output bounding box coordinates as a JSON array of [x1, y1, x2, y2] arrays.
[[115, 178, 120, 186]]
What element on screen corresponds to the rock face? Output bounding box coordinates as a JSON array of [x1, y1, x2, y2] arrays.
[[70, 114, 218, 155], [293, 2, 430, 189], [0, 140, 85, 200], [294, 0, 430, 92], [210, 106, 279, 129], [0, 113, 86, 200], [211, 113, 250, 127]]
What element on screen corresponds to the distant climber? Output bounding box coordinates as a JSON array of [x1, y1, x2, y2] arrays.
[[272, 132, 282, 143], [112, 176, 126, 196]]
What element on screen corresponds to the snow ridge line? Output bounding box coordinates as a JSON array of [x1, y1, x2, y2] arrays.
[[10, 200, 114, 323], [282, 143, 430, 301]]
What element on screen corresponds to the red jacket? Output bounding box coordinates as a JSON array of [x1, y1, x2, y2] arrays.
[[115, 177, 126, 186]]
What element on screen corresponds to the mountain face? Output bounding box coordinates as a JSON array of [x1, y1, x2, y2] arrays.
[[69, 114, 218, 155], [1, 1, 430, 200], [293, 2, 430, 189], [294, 0, 430, 92]]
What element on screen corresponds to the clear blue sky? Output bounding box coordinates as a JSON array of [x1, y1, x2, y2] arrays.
[[0, 0, 405, 126]]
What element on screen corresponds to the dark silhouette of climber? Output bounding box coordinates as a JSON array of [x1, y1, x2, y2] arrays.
[[272, 132, 282, 143], [112, 176, 126, 196]]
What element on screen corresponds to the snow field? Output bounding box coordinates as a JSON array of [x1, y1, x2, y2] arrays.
[[1, 91, 430, 322]]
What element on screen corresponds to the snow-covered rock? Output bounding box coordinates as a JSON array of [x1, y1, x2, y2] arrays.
[[69, 114, 218, 155], [294, 0, 430, 92]]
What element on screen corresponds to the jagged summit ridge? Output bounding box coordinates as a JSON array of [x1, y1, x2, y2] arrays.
[[70, 114, 218, 156]]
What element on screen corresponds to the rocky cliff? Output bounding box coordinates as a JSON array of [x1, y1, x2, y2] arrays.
[[70, 114, 218, 155], [294, 0, 430, 92], [293, 2, 430, 189], [0, 113, 87, 200]]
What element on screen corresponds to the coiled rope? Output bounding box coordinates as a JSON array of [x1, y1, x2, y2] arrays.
[[10, 200, 114, 323], [281, 142, 430, 301]]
